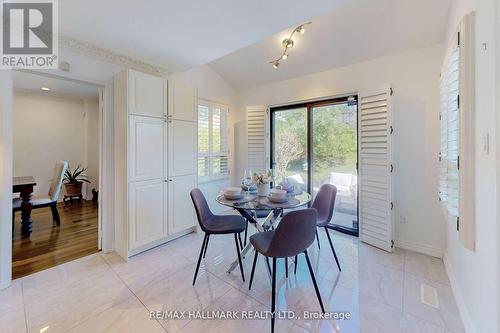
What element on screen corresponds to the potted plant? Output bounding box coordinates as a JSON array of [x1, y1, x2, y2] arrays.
[[64, 165, 90, 196], [252, 170, 273, 196]]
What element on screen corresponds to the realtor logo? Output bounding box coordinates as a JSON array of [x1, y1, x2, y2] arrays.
[[1, 0, 58, 68]]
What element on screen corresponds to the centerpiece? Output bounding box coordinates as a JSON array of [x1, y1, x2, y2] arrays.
[[252, 170, 272, 196]]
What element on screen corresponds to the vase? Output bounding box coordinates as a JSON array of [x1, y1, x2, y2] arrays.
[[64, 182, 83, 196], [257, 183, 270, 196]]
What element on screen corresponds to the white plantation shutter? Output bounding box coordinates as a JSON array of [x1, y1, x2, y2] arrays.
[[440, 12, 475, 251], [197, 100, 229, 181], [358, 86, 394, 252], [212, 105, 229, 177], [198, 101, 210, 180], [247, 106, 269, 172], [439, 39, 460, 217]]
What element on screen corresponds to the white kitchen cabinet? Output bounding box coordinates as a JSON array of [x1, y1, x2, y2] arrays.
[[168, 174, 197, 234], [114, 69, 198, 259], [129, 115, 165, 182], [128, 70, 165, 117], [168, 120, 197, 177], [128, 179, 167, 250], [168, 81, 196, 122]]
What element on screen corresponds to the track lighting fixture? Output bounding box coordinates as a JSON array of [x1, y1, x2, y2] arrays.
[[269, 22, 311, 69]]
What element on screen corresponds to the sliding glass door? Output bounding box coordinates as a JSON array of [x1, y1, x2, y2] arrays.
[[312, 101, 358, 234], [271, 97, 358, 235], [271, 107, 308, 192]]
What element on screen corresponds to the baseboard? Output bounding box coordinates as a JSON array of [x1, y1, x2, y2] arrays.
[[0, 279, 11, 290], [443, 254, 476, 333], [395, 239, 443, 258]]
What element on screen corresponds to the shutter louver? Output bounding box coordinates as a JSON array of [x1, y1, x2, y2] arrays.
[[359, 86, 394, 252], [247, 106, 268, 172]]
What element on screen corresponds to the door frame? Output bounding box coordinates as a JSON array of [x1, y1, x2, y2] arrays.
[[269, 96, 359, 236], [0, 69, 114, 288]]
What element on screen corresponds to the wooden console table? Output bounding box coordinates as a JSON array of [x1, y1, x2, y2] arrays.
[[13, 176, 36, 237]]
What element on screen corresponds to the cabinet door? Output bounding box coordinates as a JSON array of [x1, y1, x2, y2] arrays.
[[129, 70, 165, 117], [129, 115, 165, 182], [168, 81, 196, 122], [168, 120, 197, 177], [129, 179, 167, 250], [168, 174, 197, 234]]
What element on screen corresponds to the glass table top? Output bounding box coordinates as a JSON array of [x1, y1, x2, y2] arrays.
[[216, 191, 312, 210]]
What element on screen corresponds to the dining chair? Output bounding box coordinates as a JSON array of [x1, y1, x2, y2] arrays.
[[248, 208, 325, 333], [294, 183, 341, 274], [190, 188, 246, 285], [12, 160, 68, 232]]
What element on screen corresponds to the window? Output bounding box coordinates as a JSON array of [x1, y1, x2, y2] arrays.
[[198, 100, 229, 181], [439, 37, 460, 216], [439, 12, 475, 250]]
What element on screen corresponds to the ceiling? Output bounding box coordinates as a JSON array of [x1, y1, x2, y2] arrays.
[[209, 0, 453, 90], [59, 0, 348, 72], [13, 71, 99, 99]]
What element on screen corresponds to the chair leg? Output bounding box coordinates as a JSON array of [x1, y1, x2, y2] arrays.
[[324, 227, 341, 272], [265, 257, 271, 275], [271, 257, 277, 333], [234, 234, 245, 282], [243, 220, 248, 247], [249, 249, 258, 290], [285, 257, 288, 278], [193, 234, 208, 285], [316, 229, 321, 249], [238, 232, 244, 250], [294, 255, 298, 275], [50, 202, 61, 226], [203, 234, 210, 258], [304, 250, 325, 313]]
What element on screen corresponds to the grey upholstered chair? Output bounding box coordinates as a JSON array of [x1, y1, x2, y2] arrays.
[[294, 184, 341, 274], [249, 208, 325, 333], [190, 188, 246, 285], [13, 160, 68, 232]]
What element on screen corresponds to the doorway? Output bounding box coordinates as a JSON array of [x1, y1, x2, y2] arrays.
[[270, 96, 359, 235], [11, 71, 102, 278]]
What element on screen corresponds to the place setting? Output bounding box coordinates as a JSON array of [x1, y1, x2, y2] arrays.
[[216, 170, 309, 211]]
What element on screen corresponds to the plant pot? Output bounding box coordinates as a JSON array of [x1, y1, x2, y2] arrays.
[[257, 183, 270, 197], [64, 182, 83, 196]]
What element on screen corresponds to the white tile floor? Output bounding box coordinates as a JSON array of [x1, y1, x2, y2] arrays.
[[0, 226, 465, 333]]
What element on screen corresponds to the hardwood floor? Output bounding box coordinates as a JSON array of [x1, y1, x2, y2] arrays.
[[12, 200, 98, 279]]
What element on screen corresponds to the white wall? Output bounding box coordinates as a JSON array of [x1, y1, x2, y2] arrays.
[[13, 92, 99, 201], [170, 64, 242, 213], [443, 0, 498, 333], [0, 71, 13, 288], [445, 0, 476, 40], [496, 1, 500, 327], [239, 44, 446, 255], [83, 98, 100, 199]]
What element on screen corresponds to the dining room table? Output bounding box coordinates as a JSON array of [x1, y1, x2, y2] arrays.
[[216, 190, 312, 274], [12, 176, 36, 237]]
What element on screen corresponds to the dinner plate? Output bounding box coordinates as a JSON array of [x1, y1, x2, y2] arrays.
[[268, 196, 289, 203], [224, 193, 243, 200]]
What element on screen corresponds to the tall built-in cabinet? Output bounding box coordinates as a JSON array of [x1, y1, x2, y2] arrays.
[[114, 70, 197, 258]]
